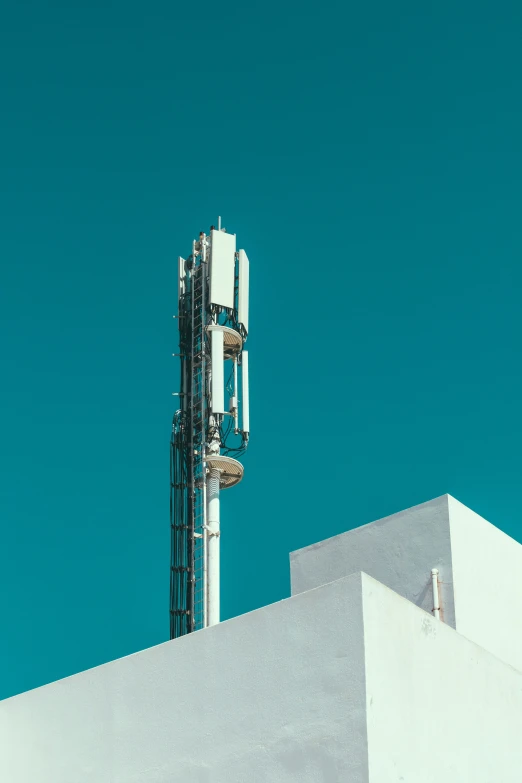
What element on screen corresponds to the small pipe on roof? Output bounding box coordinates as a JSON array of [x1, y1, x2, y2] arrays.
[[431, 568, 441, 621]]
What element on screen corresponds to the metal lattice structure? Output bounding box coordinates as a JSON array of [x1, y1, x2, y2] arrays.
[[170, 222, 250, 639]]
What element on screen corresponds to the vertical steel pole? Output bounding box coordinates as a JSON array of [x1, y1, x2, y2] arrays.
[[207, 468, 221, 626], [201, 235, 208, 629]]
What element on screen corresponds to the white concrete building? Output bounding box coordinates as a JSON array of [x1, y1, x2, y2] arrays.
[[2, 494, 522, 782]]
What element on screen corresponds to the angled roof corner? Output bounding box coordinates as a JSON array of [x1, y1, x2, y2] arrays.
[[290, 494, 455, 627]]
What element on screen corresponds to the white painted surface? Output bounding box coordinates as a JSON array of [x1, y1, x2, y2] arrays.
[[290, 495, 455, 627], [177, 256, 185, 298], [291, 494, 522, 674], [207, 467, 221, 626], [448, 495, 522, 673], [238, 249, 249, 333], [362, 572, 522, 782], [210, 229, 235, 309], [0, 574, 368, 783], [4, 494, 522, 780], [210, 328, 225, 413], [241, 350, 249, 435], [2, 567, 522, 780]]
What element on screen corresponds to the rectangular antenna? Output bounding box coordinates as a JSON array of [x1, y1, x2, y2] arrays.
[[242, 350, 250, 435], [238, 249, 249, 333], [211, 329, 225, 413], [177, 256, 185, 299], [210, 230, 235, 309]]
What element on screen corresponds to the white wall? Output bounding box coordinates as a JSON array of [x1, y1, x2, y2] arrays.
[[449, 496, 522, 673], [290, 495, 455, 627], [291, 494, 522, 674], [362, 573, 522, 783], [0, 574, 368, 783], [4, 494, 522, 781]]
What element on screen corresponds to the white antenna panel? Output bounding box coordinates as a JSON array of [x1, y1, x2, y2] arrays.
[[210, 230, 236, 309], [178, 256, 185, 299], [241, 350, 250, 435], [238, 249, 249, 333], [210, 328, 225, 414]]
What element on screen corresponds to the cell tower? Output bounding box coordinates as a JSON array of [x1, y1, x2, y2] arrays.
[[170, 219, 250, 639]]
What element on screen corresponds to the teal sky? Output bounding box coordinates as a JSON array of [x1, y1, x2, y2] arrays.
[[1, 1, 522, 699]]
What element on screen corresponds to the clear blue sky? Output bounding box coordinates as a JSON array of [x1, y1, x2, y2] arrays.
[[1, 0, 521, 700]]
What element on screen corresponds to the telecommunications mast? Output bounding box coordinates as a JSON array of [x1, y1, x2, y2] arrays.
[[170, 219, 250, 638]]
